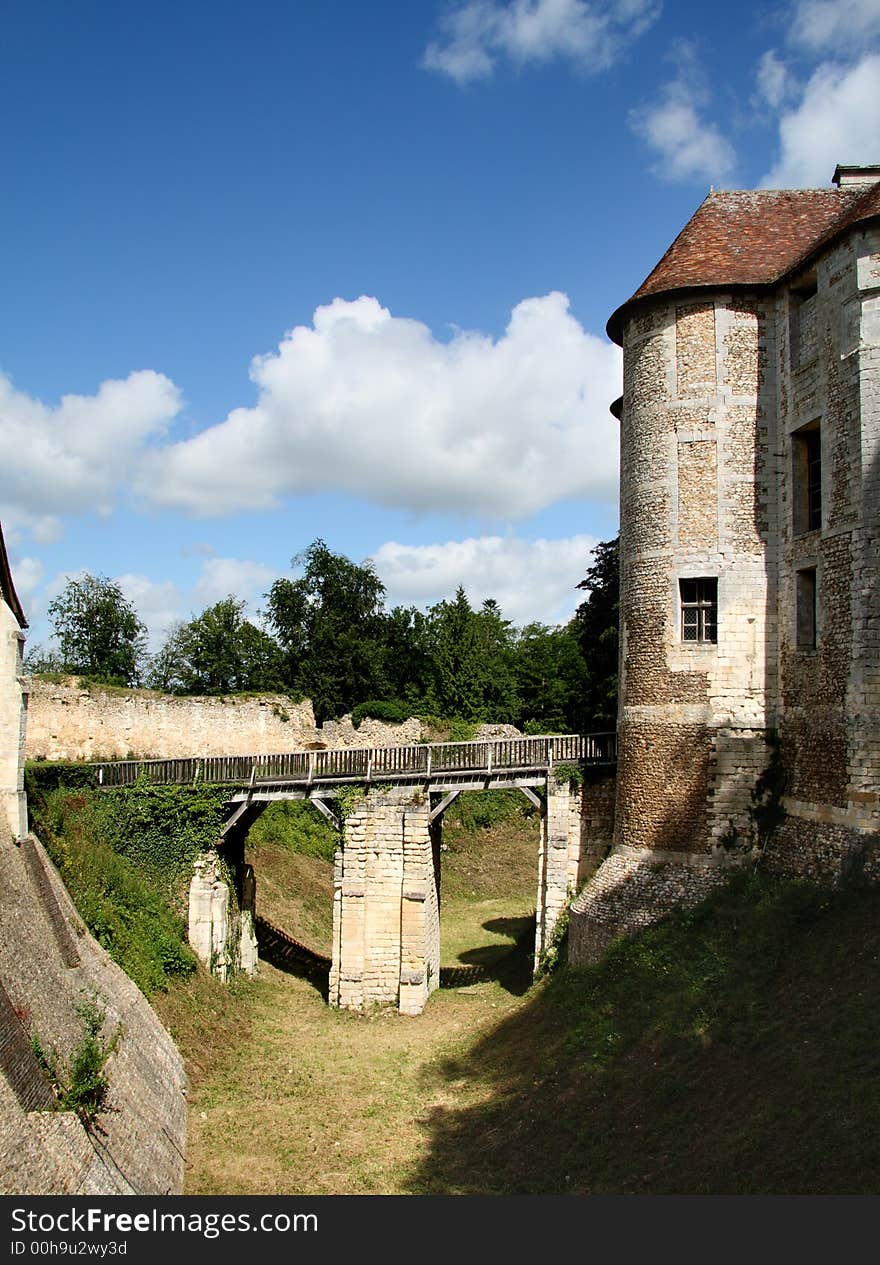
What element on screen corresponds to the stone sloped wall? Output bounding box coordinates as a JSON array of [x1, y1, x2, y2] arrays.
[[0, 828, 187, 1194], [567, 844, 737, 966], [24, 677, 423, 761]]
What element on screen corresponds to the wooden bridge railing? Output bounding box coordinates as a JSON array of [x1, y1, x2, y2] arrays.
[[89, 732, 617, 789]]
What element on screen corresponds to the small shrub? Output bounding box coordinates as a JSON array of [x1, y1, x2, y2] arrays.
[[31, 996, 118, 1130], [553, 762, 583, 789], [351, 699, 412, 728], [30, 786, 198, 995], [523, 717, 568, 735]]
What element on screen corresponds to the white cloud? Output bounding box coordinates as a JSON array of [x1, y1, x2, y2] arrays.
[[423, 0, 660, 83], [190, 558, 277, 618], [6, 555, 44, 624], [373, 533, 598, 625], [629, 46, 736, 184], [754, 49, 794, 110], [116, 574, 184, 649], [760, 53, 880, 187], [121, 558, 278, 647], [0, 370, 181, 537], [789, 0, 880, 54], [137, 293, 621, 521]]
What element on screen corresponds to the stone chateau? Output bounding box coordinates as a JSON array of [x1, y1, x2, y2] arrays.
[[570, 163, 880, 961]]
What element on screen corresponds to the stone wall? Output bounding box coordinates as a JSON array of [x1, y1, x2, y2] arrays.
[[0, 601, 27, 838], [616, 291, 777, 862], [24, 677, 423, 761], [0, 829, 187, 1194], [772, 224, 880, 857], [534, 779, 584, 962], [567, 845, 737, 965]]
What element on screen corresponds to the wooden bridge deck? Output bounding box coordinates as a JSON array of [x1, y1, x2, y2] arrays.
[[89, 732, 616, 795]]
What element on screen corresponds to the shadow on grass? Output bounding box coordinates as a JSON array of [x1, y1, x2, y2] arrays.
[[440, 914, 535, 996], [255, 915, 330, 1001], [407, 874, 880, 1195]]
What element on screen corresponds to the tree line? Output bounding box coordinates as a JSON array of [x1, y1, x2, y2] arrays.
[[26, 537, 619, 733]]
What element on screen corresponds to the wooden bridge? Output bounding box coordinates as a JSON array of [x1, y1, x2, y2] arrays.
[[89, 732, 617, 798], [90, 732, 617, 1016]]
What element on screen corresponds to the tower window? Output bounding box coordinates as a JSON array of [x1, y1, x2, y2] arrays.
[[793, 421, 821, 534], [796, 568, 817, 650], [680, 578, 718, 643]]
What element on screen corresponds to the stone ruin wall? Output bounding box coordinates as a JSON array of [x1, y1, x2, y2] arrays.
[[24, 676, 423, 762]]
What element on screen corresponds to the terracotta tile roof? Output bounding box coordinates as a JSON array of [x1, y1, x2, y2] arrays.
[[0, 523, 27, 628], [607, 180, 880, 345]]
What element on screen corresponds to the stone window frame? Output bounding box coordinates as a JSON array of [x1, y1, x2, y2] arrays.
[[678, 576, 718, 645], [795, 565, 819, 653], [791, 417, 822, 536]]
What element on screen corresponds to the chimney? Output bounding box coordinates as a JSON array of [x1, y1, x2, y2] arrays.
[[832, 164, 880, 188]]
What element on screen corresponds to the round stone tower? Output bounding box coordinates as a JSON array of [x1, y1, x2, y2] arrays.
[[610, 286, 776, 859], [569, 170, 880, 962]]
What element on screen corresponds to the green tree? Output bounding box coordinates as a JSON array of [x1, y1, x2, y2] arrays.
[[265, 540, 388, 722], [514, 621, 587, 732], [377, 605, 432, 705], [474, 598, 519, 722], [46, 574, 147, 686], [149, 597, 284, 695], [573, 535, 620, 730], [424, 589, 518, 723]]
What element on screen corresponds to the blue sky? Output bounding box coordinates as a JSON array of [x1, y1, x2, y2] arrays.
[[2, 0, 878, 651]]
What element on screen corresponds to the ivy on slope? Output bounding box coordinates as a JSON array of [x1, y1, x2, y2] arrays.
[[26, 766, 230, 995]]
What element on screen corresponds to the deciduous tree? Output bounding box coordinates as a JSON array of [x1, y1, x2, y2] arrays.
[[265, 539, 388, 722], [149, 597, 283, 695], [46, 574, 147, 686]]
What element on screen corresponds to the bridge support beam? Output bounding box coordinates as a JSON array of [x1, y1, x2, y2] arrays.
[[329, 785, 440, 1016]]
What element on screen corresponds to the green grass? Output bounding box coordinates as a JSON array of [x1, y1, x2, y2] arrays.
[[409, 870, 880, 1194], [247, 800, 337, 863], [37, 769, 880, 1194], [161, 862, 880, 1195]]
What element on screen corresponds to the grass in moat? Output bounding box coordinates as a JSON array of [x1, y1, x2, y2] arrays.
[[155, 797, 880, 1195]]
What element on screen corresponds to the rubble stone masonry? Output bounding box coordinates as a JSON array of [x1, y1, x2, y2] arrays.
[[24, 677, 422, 761]]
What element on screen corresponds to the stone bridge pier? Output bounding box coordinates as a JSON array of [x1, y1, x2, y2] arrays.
[[182, 742, 617, 1014], [329, 786, 441, 1016], [327, 775, 596, 1016]]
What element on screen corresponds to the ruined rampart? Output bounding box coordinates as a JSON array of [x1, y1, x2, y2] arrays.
[[24, 677, 422, 761]]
